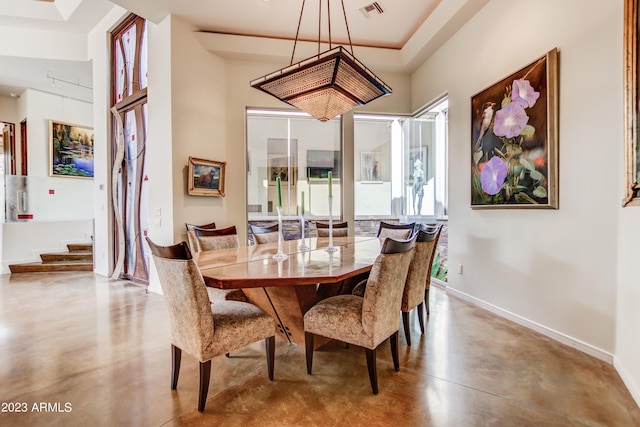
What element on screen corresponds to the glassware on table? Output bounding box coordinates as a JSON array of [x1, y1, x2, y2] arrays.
[[324, 196, 338, 253], [272, 206, 288, 260]]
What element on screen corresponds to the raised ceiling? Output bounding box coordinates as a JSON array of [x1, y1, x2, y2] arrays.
[[0, 0, 488, 101]]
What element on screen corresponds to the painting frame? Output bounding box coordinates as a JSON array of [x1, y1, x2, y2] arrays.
[[267, 138, 297, 185], [624, 0, 640, 206], [307, 149, 340, 181], [49, 120, 94, 179], [361, 151, 382, 183], [187, 156, 226, 197], [470, 48, 558, 209]]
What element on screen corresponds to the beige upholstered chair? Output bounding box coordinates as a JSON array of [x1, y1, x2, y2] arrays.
[[304, 235, 416, 394], [193, 226, 247, 303], [193, 225, 240, 251], [185, 221, 216, 253], [146, 238, 276, 413], [315, 221, 349, 237], [249, 224, 279, 245], [400, 226, 440, 345], [377, 221, 415, 240], [420, 224, 442, 315]]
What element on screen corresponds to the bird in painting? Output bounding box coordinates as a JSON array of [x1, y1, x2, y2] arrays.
[[474, 101, 495, 151]]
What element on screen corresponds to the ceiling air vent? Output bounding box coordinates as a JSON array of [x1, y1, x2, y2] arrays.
[[359, 2, 384, 19]]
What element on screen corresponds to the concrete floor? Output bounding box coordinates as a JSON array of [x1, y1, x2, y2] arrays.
[[0, 272, 638, 426]]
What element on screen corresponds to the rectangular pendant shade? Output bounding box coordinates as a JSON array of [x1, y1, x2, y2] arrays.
[[250, 46, 392, 122]]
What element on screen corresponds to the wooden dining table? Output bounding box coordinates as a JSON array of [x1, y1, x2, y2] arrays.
[[195, 236, 384, 345]]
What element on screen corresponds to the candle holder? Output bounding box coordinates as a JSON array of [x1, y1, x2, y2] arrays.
[[273, 206, 288, 260], [324, 196, 338, 252], [298, 214, 310, 251]]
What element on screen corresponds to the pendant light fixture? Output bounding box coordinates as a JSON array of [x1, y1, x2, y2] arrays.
[[250, 0, 392, 122]]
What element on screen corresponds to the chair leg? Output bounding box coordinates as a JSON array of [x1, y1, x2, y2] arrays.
[[171, 344, 181, 390], [265, 336, 275, 381], [365, 348, 378, 395], [417, 302, 425, 334], [198, 360, 211, 413], [390, 331, 400, 372], [305, 332, 314, 374], [402, 311, 411, 346], [425, 288, 430, 315]]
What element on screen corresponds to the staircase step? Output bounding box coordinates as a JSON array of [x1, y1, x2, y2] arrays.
[[9, 261, 93, 273], [41, 252, 92, 263], [67, 243, 93, 252]]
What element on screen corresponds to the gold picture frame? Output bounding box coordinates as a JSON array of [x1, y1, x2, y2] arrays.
[[49, 120, 94, 179], [470, 48, 559, 209], [624, 0, 640, 206], [187, 156, 226, 197]]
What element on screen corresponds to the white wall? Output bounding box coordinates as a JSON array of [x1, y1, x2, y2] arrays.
[[20, 89, 93, 220], [411, 0, 626, 382], [169, 16, 228, 244], [0, 95, 18, 124]]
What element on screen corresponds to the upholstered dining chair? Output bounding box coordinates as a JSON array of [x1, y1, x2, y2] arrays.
[[377, 221, 416, 240], [185, 221, 216, 253], [249, 223, 279, 245], [315, 221, 349, 237], [146, 237, 276, 413], [304, 235, 416, 395], [420, 224, 442, 315], [193, 226, 247, 303], [400, 226, 440, 345]]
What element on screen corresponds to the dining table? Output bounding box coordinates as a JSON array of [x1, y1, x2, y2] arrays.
[[195, 236, 384, 345]]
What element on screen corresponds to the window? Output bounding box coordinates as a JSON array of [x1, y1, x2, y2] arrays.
[[111, 15, 149, 283], [246, 110, 341, 220]]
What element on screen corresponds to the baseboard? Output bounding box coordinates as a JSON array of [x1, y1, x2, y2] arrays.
[[445, 286, 614, 364], [614, 357, 640, 408]]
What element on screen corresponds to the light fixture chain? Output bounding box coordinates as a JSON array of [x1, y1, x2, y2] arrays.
[[317, 0, 321, 57], [340, 0, 354, 56], [290, 0, 307, 65], [327, 0, 332, 49]]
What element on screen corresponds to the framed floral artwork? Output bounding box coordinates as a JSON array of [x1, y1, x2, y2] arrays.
[[49, 120, 94, 178], [471, 48, 558, 209]]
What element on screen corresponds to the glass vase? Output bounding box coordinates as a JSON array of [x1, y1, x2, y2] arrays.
[[325, 196, 337, 252], [298, 214, 309, 251], [273, 206, 288, 260]]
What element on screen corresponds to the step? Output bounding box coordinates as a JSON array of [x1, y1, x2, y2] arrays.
[[67, 243, 93, 252], [9, 261, 93, 273], [41, 251, 93, 263]]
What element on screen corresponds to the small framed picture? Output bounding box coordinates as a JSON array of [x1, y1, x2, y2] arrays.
[[361, 151, 381, 182], [187, 157, 226, 197]]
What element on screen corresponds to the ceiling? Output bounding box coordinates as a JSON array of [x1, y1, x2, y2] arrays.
[[0, 0, 486, 102]]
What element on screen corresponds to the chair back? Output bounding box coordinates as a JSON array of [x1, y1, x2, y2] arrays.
[[146, 237, 214, 361], [194, 225, 239, 251], [185, 221, 217, 252], [316, 221, 349, 237], [377, 221, 415, 240], [401, 226, 440, 311], [417, 224, 442, 290], [250, 224, 279, 244], [361, 235, 416, 346]]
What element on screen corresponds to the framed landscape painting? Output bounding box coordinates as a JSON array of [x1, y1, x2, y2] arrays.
[[470, 48, 558, 209], [49, 120, 94, 178], [188, 157, 226, 197]]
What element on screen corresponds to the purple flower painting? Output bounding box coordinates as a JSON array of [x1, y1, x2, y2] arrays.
[[470, 49, 558, 209], [480, 156, 508, 195]]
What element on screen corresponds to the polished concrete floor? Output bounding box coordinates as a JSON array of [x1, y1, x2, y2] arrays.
[[0, 272, 638, 427]]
